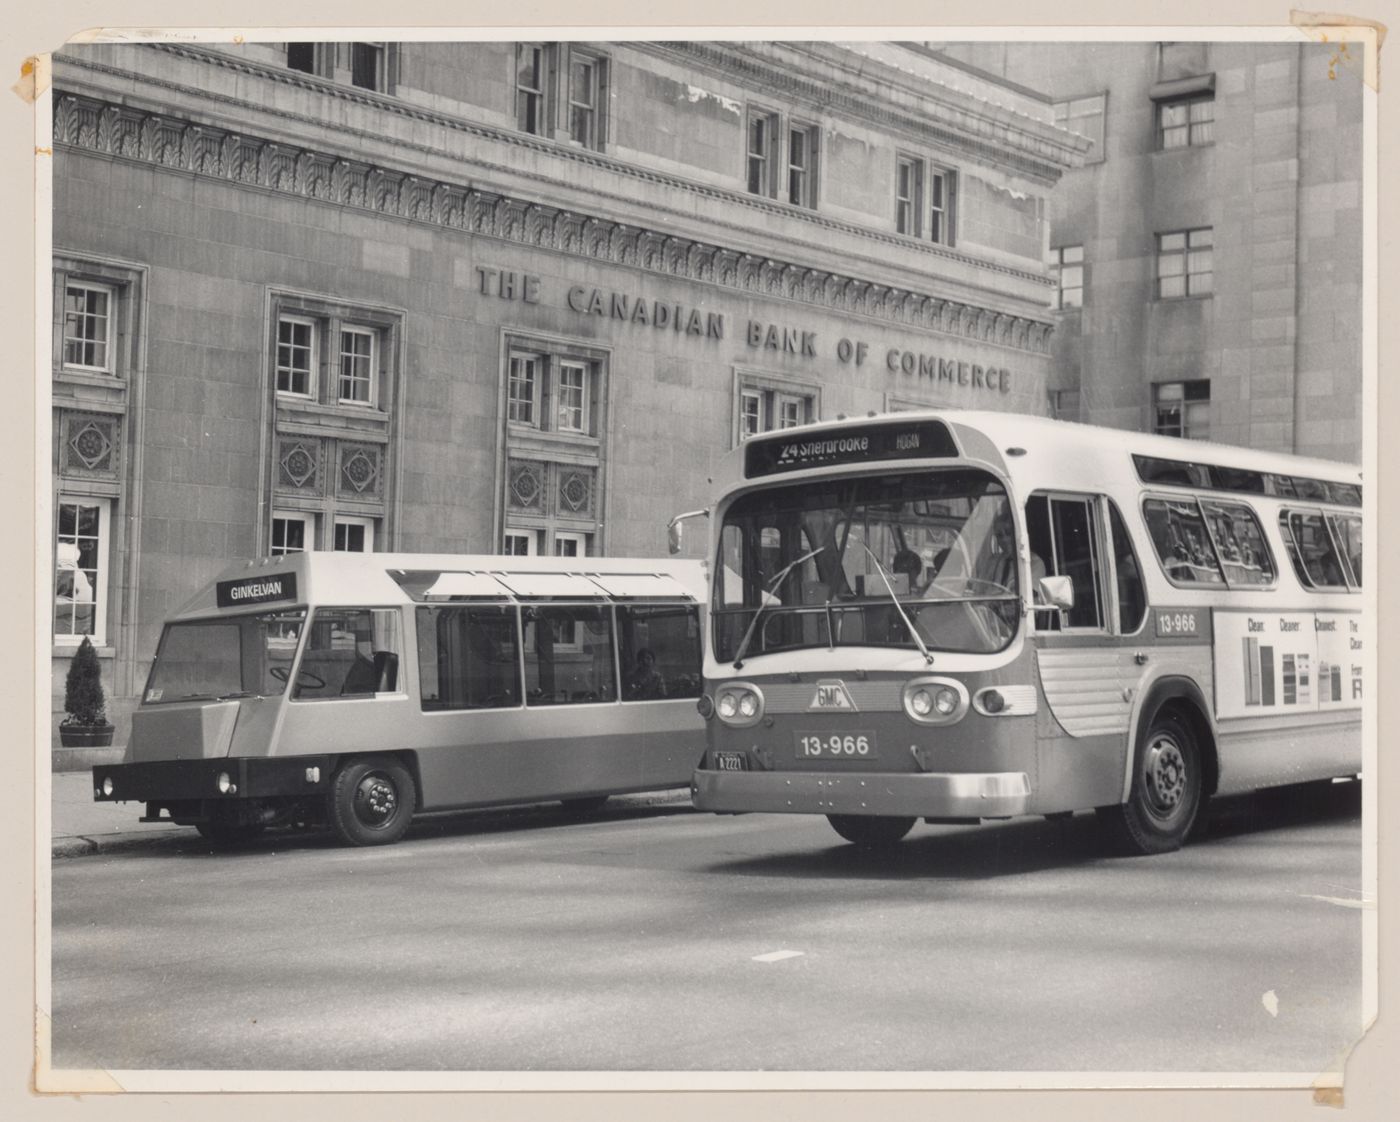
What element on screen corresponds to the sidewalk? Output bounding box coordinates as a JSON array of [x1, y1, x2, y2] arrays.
[[50, 763, 182, 859]]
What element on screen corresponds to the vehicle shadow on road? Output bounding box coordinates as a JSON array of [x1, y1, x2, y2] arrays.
[[702, 779, 1363, 881]]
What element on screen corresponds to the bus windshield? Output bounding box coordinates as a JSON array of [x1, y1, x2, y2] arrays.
[[714, 468, 1020, 659], [142, 610, 307, 704]]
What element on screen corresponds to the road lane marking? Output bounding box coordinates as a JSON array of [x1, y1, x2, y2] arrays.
[[752, 950, 805, 963], [1262, 991, 1279, 1017], [1298, 893, 1372, 910]]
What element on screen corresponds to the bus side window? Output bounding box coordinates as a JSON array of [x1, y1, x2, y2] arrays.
[[1327, 513, 1362, 588], [1280, 509, 1348, 589], [1107, 502, 1146, 633], [524, 605, 617, 705], [416, 605, 521, 710], [1199, 500, 1275, 588], [618, 604, 702, 701], [1143, 498, 1226, 586], [295, 608, 402, 700]]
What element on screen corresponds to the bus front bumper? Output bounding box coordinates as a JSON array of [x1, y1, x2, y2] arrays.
[[92, 756, 334, 805], [691, 767, 1032, 819]]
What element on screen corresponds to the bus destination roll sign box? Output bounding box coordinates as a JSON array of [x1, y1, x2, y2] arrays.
[[745, 418, 959, 479], [215, 572, 298, 609]]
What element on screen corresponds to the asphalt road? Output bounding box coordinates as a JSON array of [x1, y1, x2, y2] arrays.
[[48, 782, 1364, 1077]]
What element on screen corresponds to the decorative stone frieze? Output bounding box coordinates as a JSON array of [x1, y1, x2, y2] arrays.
[[53, 88, 1056, 355]]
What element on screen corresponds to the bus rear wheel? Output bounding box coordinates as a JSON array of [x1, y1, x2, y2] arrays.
[[827, 814, 916, 848], [329, 755, 416, 847], [1098, 710, 1202, 855]]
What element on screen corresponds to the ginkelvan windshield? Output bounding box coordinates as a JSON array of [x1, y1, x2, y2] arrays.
[[713, 468, 1020, 660], [142, 610, 307, 704]]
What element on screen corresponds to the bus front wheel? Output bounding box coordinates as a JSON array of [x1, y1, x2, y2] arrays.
[[329, 755, 416, 846], [1099, 710, 1202, 855], [827, 814, 916, 848]]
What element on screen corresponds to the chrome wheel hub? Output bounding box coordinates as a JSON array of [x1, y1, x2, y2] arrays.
[[355, 776, 397, 826], [1144, 736, 1187, 815]]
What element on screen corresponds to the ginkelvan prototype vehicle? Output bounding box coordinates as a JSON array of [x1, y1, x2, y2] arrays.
[[680, 410, 1365, 854], [93, 552, 707, 846]]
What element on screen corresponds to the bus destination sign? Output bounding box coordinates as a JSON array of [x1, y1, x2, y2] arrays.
[[745, 419, 959, 478], [216, 572, 299, 608]]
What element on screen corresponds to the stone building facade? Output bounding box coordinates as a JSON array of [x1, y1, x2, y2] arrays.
[[937, 40, 1364, 461], [49, 40, 1085, 745]]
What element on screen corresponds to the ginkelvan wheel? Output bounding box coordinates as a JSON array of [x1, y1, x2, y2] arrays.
[[328, 755, 416, 846]]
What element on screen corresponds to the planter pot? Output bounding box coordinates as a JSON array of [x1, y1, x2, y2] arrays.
[[59, 724, 115, 749]]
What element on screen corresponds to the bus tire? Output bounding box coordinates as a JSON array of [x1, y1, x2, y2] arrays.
[[1098, 709, 1202, 855], [827, 814, 916, 848], [329, 755, 416, 847], [560, 795, 610, 815]]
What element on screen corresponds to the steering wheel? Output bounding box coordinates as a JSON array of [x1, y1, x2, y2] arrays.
[[269, 666, 327, 689]]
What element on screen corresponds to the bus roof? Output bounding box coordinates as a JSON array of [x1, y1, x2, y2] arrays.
[[715, 409, 1362, 503], [169, 552, 709, 620]]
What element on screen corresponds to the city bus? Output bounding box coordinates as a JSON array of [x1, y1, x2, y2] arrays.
[[681, 410, 1365, 854], [92, 552, 707, 846]]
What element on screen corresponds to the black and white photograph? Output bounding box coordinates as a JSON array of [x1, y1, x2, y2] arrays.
[[18, 7, 1389, 1107]]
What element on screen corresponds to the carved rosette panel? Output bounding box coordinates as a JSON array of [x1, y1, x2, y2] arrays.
[[61, 412, 120, 478], [337, 443, 383, 498], [277, 438, 321, 493], [507, 459, 546, 513], [556, 467, 595, 518]]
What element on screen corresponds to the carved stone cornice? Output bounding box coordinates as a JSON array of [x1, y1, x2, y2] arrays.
[[53, 89, 1056, 356]]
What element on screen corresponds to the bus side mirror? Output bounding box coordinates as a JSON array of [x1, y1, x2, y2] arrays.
[[1034, 575, 1075, 611], [667, 509, 710, 555]]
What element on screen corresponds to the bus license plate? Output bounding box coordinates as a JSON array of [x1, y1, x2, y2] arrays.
[[795, 732, 879, 760], [714, 752, 748, 772]]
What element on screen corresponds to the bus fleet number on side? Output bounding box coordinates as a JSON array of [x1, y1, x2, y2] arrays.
[[1157, 610, 1200, 637]]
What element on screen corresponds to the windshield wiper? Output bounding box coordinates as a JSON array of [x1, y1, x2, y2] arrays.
[[858, 542, 935, 665], [215, 691, 258, 701], [732, 546, 825, 669]]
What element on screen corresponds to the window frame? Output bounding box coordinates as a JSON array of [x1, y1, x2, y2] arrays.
[[733, 371, 820, 448], [1278, 507, 1358, 592], [565, 47, 606, 150], [895, 153, 923, 237], [1026, 491, 1109, 634], [504, 530, 539, 556], [1196, 498, 1278, 590], [349, 42, 387, 92], [271, 510, 316, 555], [53, 495, 112, 646], [1153, 379, 1211, 440], [1157, 93, 1215, 150], [786, 120, 819, 209], [276, 314, 319, 399], [515, 42, 550, 136], [61, 279, 117, 374], [555, 360, 591, 434], [553, 530, 588, 558], [746, 106, 781, 198], [333, 515, 376, 553], [927, 164, 955, 246], [1049, 245, 1085, 310], [894, 154, 956, 245], [337, 324, 377, 407], [1156, 227, 1214, 300], [1140, 494, 1230, 590]]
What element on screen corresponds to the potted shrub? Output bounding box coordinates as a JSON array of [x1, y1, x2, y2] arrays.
[[59, 636, 114, 748]]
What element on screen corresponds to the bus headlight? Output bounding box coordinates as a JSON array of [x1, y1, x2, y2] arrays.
[[714, 683, 764, 728], [902, 677, 969, 725], [102, 777, 114, 797], [217, 771, 234, 794]]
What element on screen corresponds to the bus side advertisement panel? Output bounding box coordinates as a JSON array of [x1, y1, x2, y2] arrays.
[[1212, 610, 1362, 721]]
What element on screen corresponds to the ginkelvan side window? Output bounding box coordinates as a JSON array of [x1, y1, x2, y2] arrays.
[[617, 604, 703, 701], [416, 605, 522, 710]]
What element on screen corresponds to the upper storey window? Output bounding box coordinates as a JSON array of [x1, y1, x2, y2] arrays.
[[516, 44, 609, 151], [894, 153, 956, 246], [745, 107, 820, 210], [1158, 94, 1215, 149]]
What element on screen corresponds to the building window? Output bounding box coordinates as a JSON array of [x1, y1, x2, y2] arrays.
[[556, 362, 589, 433], [1054, 94, 1107, 163], [567, 51, 602, 148], [1153, 380, 1211, 440], [895, 155, 922, 236], [338, 326, 376, 405], [1049, 389, 1081, 421], [1050, 245, 1084, 309], [506, 349, 598, 436], [1158, 95, 1214, 149], [276, 315, 317, 397], [287, 43, 317, 74], [516, 43, 549, 135], [747, 108, 779, 196], [895, 155, 955, 245], [504, 530, 538, 556], [271, 512, 315, 554], [554, 530, 588, 557], [54, 497, 110, 644], [928, 167, 954, 245], [350, 42, 386, 91], [787, 122, 819, 208], [62, 281, 114, 372], [1157, 228, 1213, 299], [734, 374, 819, 445], [333, 516, 375, 552]]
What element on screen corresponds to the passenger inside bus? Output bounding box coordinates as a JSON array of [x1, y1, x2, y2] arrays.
[[626, 648, 667, 699]]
